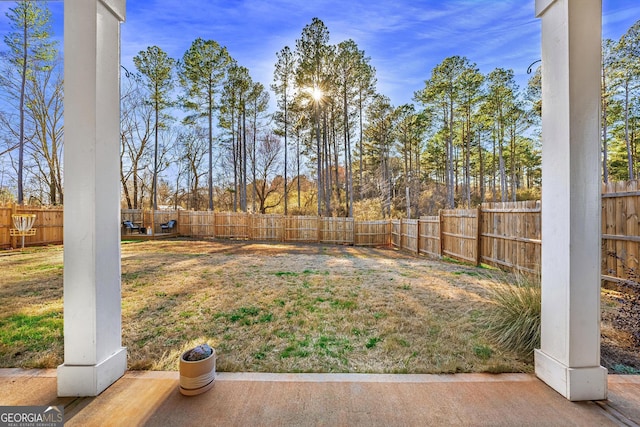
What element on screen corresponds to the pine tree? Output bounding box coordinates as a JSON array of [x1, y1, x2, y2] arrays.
[[295, 17, 332, 215], [133, 46, 176, 210], [179, 38, 231, 211], [272, 46, 296, 215]]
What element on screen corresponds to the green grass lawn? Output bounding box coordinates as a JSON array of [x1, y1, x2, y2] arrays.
[[1, 239, 535, 373]]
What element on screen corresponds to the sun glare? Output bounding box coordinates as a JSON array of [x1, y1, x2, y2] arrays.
[[309, 86, 323, 102]]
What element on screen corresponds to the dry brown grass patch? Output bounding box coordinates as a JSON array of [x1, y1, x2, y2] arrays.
[[0, 240, 541, 373]]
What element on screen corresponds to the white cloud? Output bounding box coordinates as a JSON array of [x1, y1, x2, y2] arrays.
[[0, 0, 635, 110]]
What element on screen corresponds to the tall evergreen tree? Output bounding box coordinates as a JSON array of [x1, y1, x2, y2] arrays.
[[457, 64, 484, 207], [613, 21, 640, 179], [335, 39, 366, 217], [179, 38, 231, 211], [363, 94, 395, 217], [272, 46, 296, 215], [485, 68, 521, 202], [247, 81, 269, 213], [295, 17, 332, 215], [416, 56, 470, 208], [220, 63, 251, 212], [394, 104, 426, 217], [601, 39, 616, 183], [133, 46, 175, 211], [355, 56, 377, 201]]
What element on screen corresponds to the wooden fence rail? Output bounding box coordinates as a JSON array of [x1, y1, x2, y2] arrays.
[[3, 180, 640, 287]]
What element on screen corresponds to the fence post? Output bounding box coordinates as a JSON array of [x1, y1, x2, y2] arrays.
[[399, 218, 403, 250], [317, 216, 321, 243], [439, 209, 444, 257], [212, 211, 216, 239], [416, 218, 421, 256], [476, 206, 482, 266], [10, 202, 17, 249], [282, 214, 286, 242]]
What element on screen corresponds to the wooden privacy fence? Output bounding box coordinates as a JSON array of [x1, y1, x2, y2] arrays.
[[480, 201, 542, 274], [5, 180, 640, 286], [175, 212, 383, 246], [122, 210, 388, 246], [602, 180, 640, 285], [418, 216, 440, 258], [389, 201, 541, 274], [0, 205, 64, 249], [440, 209, 481, 265], [141, 204, 539, 273]]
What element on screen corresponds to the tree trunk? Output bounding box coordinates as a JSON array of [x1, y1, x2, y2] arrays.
[[602, 60, 609, 183], [208, 98, 214, 211], [242, 102, 248, 212], [17, 17, 28, 205], [284, 99, 288, 215], [359, 90, 364, 200], [323, 111, 331, 215], [499, 143, 507, 203], [153, 101, 159, 210], [478, 128, 485, 202], [447, 98, 455, 208], [510, 124, 517, 202], [625, 79, 633, 180], [332, 111, 341, 213], [297, 130, 301, 209], [232, 109, 238, 211], [343, 90, 353, 217], [464, 108, 471, 207], [315, 103, 323, 216], [491, 127, 497, 203], [252, 108, 257, 213]]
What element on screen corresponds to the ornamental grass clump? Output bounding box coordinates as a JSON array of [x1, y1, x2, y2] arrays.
[[484, 273, 541, 357]]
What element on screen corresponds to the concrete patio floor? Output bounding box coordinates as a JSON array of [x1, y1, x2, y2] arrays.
[[1, 369, 639, 426]]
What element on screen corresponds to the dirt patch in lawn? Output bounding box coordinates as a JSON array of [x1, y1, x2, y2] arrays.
[[0, 238, 637, 374]]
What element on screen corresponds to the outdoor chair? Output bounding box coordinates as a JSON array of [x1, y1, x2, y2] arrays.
[[122, 220, 142, 234], [161, 219, 177, 233]]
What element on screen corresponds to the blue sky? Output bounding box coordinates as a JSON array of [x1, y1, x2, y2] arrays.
[[1, 1, 639, 107]]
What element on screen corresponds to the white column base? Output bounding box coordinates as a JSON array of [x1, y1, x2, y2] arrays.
[[535, 349, 607, 401], [57, 347, 127, 397]]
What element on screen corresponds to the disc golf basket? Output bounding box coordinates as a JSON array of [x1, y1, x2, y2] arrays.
[[10, 214, 37, 249]]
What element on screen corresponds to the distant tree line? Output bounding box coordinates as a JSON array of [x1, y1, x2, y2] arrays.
[[0, 2, 639, 218], [603, 21, 640, 183]]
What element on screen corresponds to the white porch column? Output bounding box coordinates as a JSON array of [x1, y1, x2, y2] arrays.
[[534, 0, 607, 401], [58, 0, 127, 397]]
